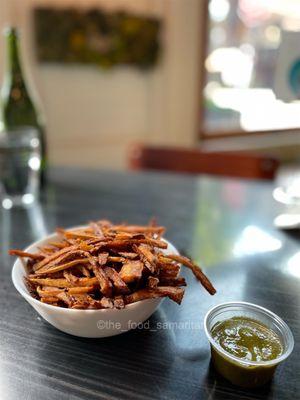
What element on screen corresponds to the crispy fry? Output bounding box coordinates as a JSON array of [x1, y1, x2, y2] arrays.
[[38, 247, 55, 255], [147, 276, 159, 288], [56, 292, 75, 307], [10, 219, 215, 309], [84, 253, 112, 297], [104, 267, 130, 294], [9, 250, 44, 260], [37, 286, 61, 297], [160, 277, 186, 286], [111, 225, 165, 235], [41, 297, 59, 305], [28, 277, 98, 288], [35, 258, 90, 275], [92, 265, 112, 297], [133, 244, 156, 273], [33, 245, 77, 271], [24, 277, 39, 298], [48, 241, 69, 249], [125, 287, 184, 305], [113, 295, 125, 309], [89, 222, 105, 238], [119, 261, 144, 283], [63, 270, 79, 284], [74, 296, 114, 309], [115, 232, 139, 240], [99, 297, 114, 309], [107, 256, 125, 263], [37, 286, 94, 297], [158, 262, 180, 278], [118, 252, 138, 259], [162, 254, 216, 295], [98, 253, 109, 266], [102, 238, 167, 250], [37, 249, 88, 273], [59, 229, 99, 240], [78, 265, 91, 277], [68, 286, 94, 295]]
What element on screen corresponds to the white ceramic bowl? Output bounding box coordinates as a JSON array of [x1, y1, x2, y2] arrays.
[[11, 228, 179, 338]]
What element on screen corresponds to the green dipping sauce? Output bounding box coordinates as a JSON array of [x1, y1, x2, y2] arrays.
[[210, 317, 284, 388], [211, 317, 283, 362]]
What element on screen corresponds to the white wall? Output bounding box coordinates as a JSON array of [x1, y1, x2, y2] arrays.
[[0, 0, 203, 169]]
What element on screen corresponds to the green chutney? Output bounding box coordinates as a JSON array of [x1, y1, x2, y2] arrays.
[[210, 317, 283, 387]]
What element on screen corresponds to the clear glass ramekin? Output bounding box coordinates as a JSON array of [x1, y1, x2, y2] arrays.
[[204, 301, 294, 388]]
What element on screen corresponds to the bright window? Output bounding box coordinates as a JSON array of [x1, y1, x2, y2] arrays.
[[204, 0, 300, 134]]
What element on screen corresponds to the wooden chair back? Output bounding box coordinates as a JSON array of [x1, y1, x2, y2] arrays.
[[129, 145, 279, 180]]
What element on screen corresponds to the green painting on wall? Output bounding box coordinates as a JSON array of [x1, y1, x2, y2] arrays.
[[33, 7, 162, 70]]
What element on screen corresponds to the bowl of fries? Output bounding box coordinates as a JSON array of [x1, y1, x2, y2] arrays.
[[11, 220, 216, 338]]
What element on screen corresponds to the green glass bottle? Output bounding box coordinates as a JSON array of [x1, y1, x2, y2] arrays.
[[0, 27, 47, 185]]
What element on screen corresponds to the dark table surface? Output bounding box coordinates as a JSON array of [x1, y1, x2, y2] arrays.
[[0, 168, 299, 400]]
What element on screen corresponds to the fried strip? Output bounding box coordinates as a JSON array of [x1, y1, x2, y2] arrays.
[[74, 296, 114, 309], [111, 225, 165, 235], [68, 286, 94, 295], [40, 296, 58, 303], [84, 253, 112, 297], [160, 277, 186, 286], [58, 229, 99, 240], [99, 297, 114, 309], [37, 249, 86, 273], [24, 277, 39, 299], [158, 262, 180, 278], [162, 254, 216, 295], [38, 286, 94, 298], [118, 252, 138, 259], [102, 238, 167, 250], [35, 258, 90, 275], [56, 292, 75, 307], [107, 256, 125, 263], [97, 220, 113, 230], [48, 241, 69, 249], [119, 261, 144, 283], [38, 246, 55, 255], [70, 294, 99, 309], [133, 244, 156, 273], [147, 276, 159, 288], [104, 267, 130, 294], [113, 295, 125, 309], [115, 232, 139, 240], [125, 287, 184, 305], [78, 265, 91, 277], [89, 222, 105, 238], [33, 245, 77, 271], [9, 250, 44, 260], [134, 238, 167, 249], [93, 266, 112, 297], [28, 277, 98, 288], [98, 253, 109, 265], [63, 270, 79, 284], [37, 286, 60, 297]]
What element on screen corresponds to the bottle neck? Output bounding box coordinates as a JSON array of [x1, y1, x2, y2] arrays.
[[3, 28, 25, 86]]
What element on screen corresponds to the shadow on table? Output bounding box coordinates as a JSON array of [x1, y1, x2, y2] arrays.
[[203, 360, 275, 400], [33, 312, 179, 399]]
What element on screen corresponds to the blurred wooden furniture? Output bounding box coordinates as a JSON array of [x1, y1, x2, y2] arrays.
[[129, 145, 279, 180]]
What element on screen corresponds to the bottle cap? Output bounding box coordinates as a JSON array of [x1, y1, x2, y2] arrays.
[[3, 26, 19, 37]]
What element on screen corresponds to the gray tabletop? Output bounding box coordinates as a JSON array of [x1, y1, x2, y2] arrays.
[[0, 167, 299, 400]]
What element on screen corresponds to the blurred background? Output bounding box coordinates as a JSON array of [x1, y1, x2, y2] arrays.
[[0, 0, 300, 171]]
